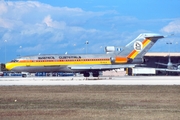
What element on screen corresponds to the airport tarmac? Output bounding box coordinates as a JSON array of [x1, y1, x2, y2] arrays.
[[0, 76, 180, 85]]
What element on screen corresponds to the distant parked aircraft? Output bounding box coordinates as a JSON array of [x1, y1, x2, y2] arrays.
[[155, 54, 180, 73]]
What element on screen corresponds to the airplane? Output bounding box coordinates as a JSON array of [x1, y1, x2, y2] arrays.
[[5, 33, 164, 77], [155, 54, 180, 73]]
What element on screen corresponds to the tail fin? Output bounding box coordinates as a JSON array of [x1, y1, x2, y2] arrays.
[[118, 33, 164, 63], [168, 54, 171, 63]]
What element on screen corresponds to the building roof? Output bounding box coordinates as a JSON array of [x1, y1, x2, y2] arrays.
[[145, 52, 180, 57]]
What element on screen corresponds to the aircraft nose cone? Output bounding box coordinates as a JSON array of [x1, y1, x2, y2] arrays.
[[5, 63, 11, 71]]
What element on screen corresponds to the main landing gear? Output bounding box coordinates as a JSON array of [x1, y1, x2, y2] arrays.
[[82, 72, 100, 77]]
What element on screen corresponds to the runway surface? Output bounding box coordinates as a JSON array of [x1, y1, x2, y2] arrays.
[[0, 76, 180, 85]]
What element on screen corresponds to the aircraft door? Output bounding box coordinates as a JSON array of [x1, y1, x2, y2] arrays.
[[26, 57, 30, 67]]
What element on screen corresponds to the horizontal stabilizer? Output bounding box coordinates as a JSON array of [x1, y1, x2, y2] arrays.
[[156, 68, 180, 72]]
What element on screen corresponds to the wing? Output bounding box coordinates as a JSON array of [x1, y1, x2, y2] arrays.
[[68, 64, 136, 71], [156, 62, 180, 67], [156, 68, 180, 72], [155, 62, 168, 66], [172, 63, 180, 66]]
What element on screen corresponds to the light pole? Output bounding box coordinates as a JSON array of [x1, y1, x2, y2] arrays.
[[100, 46, 103, 53], [175, 42, 178, 52], [19, 46, 22, 57], [166, 42, 172, 55], [85, 41, 89, 54], [4, 40, 7, 63]]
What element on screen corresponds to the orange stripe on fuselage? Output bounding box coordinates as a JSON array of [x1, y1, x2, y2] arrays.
[[18, 58, 110, 63], [115, 57, 128, 63]]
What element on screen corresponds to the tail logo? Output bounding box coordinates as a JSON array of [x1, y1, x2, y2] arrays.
[[134, 41, 143, 51]]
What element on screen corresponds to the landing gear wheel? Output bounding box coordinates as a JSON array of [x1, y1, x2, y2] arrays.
[[83, 73, 90, 77], [92, 72, 99, 77], [22, 74, 27, 77]]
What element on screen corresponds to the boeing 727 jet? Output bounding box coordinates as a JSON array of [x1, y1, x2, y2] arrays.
[[5, 33, 164, 77]]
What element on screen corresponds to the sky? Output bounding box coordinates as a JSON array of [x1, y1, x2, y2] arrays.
[[0, 0, 180, 63]]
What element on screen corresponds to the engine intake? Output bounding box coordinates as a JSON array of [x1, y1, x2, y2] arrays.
[[105, 46, 115, 54]]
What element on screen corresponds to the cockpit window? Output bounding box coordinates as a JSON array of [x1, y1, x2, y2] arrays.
[[11, 60, 19, 62]]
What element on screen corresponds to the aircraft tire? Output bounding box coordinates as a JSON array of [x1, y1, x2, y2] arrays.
[[92, 72, 99, 77], [83, 72, 90, 77], [22, 74, 27, 77]]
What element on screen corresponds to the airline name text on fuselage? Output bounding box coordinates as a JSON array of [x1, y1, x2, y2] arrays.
[[38, 56, 81, 60], [38, 56, 55, 59]]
